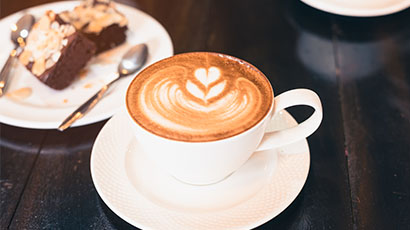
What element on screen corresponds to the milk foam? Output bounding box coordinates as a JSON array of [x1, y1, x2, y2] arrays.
[[127, 53, 273, 142], [186, 67, 227, 103]]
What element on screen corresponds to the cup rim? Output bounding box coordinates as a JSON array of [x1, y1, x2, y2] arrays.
[[125, 51, 275, 143]]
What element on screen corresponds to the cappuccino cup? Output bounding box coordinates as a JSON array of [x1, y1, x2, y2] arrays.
[[126, 52, 322, 185]]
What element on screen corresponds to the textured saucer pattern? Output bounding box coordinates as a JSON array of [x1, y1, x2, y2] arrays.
[[91, 110, 310, 230]]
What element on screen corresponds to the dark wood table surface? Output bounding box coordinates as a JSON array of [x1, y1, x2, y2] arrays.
[[1, 0, 410, 229]]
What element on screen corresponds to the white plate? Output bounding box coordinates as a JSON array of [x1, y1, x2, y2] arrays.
[[90, 109, 310, 230], [301, 0, 410, 17], [0, 1, 173, 129]]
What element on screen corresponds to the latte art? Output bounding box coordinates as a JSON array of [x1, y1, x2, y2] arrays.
[[127, 53, 273, 142], [186, 67, 226, 103]]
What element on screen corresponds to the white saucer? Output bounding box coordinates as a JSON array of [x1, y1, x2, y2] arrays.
[[301, 0, 410, 17], [91, 109, 310, 230]]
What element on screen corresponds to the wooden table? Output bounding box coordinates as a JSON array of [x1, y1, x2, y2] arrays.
[[1, 0, 410, 229]]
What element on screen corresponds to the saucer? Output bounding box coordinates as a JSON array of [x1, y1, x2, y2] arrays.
[[301, 0, 410, 17], [91, 109, 310, 230]]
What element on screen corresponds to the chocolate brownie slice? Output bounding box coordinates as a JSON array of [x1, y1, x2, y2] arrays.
[[19, 11, 96, 90], [59, 0, 128, 54]]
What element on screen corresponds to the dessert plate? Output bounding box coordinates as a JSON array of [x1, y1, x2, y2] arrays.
[[301, 0, 410, 17], [0, 1, 173, 129], [90, 109, 310, 230]]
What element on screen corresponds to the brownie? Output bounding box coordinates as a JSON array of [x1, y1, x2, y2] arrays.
[[19, 11, 96, 90], [59, 0, 128, 54]]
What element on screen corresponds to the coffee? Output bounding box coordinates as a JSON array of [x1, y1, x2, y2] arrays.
[[126, 52, 273, 142]]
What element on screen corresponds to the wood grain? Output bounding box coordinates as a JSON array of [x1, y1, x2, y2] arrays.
[[1, 0, 409, 229], [334, 10, 410, 229], [0, 125, 46, 228]]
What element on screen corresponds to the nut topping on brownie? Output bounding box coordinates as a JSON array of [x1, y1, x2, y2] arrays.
[[59, 0, 128, 34], [18, 10, 96, 90], [59, 0, 128, 53], [19, 11, 76, 76]]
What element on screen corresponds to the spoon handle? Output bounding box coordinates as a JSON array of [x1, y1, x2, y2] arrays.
[[0, 49, 17, 97], [58, 73, 121, 131]]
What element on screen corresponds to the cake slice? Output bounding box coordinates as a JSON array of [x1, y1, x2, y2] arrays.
[[59, 0, 128, 54], [19, 11, 96, 90]]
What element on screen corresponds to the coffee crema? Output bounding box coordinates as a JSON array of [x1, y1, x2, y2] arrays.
[[126, 52, 273, 142]]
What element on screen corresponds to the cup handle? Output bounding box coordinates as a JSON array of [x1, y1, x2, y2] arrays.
[[256, 88, 323, 151]]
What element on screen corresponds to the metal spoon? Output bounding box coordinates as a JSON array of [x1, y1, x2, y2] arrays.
[[58, 43, 149, 131], [0, 14, 35, 97]]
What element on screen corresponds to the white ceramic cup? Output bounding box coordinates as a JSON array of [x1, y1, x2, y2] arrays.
[[126, 58, 323, 185]]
